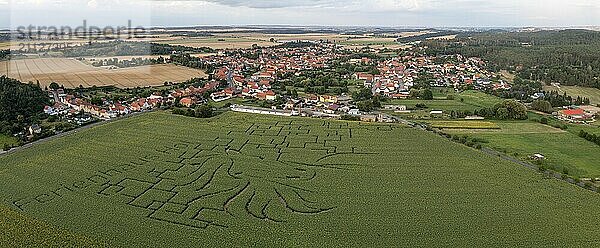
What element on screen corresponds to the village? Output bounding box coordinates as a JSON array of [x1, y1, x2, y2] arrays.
[[36, 41, 599, 140]]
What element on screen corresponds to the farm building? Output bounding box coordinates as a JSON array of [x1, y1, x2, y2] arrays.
[[360, 115, 378, 122], [383, 105, 407, 111], [231, 105, 296, 116], [558, 108, 593, 123]]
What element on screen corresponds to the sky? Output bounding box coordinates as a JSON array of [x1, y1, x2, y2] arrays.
[[1, 0, 599, 28]]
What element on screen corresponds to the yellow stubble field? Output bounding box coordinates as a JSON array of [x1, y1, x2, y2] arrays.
[[0, 58, 207, 88]]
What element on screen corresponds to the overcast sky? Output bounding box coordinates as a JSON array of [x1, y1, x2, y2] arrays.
[[1, 0, 599, 28]]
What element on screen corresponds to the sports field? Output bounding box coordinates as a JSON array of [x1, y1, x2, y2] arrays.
[[0, 58, 207, 88], [2, 112, 600, 246]]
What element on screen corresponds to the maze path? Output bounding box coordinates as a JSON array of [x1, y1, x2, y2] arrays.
[[70, 120, 397, 229]]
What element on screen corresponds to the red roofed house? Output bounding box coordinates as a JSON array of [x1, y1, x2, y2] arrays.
[[256, 92, 267, 100], [265, 90, 276, 101], [242, 88, 253, 97], [559, 108, 591, 123], [180, 97, 196, 108]]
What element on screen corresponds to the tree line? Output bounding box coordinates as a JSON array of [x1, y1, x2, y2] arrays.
[[170, 54, 215, 73], [59, 41, 214, 57], [579, 130, 600, 147], [90, 57, 167, 68], [450, 100, 528, 120]]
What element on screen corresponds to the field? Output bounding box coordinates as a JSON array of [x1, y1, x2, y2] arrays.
[[444, 120, 600, 178], [388, 90, 503, 119], [2, 112, 600, 246], [429, 121, 500, 129], [155, 36, 276, 49], [0, 204, 104, 246], [0, 58, 207, 88], [543, 85, 600, 105], [154, 33, 411, 50]]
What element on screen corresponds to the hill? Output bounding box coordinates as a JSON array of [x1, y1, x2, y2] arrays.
[[1, 111, 600, 247]]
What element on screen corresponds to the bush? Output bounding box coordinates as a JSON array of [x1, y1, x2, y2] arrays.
[[531, 100, 553, 113], [47, 115, 58, 123], [341, 115, 360, 121], [415, 103, 428, 109]]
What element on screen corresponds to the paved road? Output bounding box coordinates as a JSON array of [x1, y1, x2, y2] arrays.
[[0, 111, 148, 158]]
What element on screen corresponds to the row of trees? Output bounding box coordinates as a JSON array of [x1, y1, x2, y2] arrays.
[[60, 41, 214, 57], [449, 100, 528, 120], [90, 57, 167, 68], [579, 130, 600, 147], [543, 91, 590, 107]]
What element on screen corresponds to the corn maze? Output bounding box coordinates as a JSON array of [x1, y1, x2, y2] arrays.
[[5, 112, 600, 247], [97, 120, 385, 229], [12, 117, 392, 230]]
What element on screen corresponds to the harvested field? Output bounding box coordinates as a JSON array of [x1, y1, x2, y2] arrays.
[[156, 36, 275, 49], [0, 58, 207, 88]]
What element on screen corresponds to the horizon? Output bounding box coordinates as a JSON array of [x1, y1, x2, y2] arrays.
[[1, 0, 599, 28]]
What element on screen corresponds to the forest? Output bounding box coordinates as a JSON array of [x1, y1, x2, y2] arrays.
[[0, 76, 49, 135], [423, 30, 600, 88]]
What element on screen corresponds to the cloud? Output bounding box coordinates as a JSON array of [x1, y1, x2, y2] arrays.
[[155, 0, 433, 11]]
